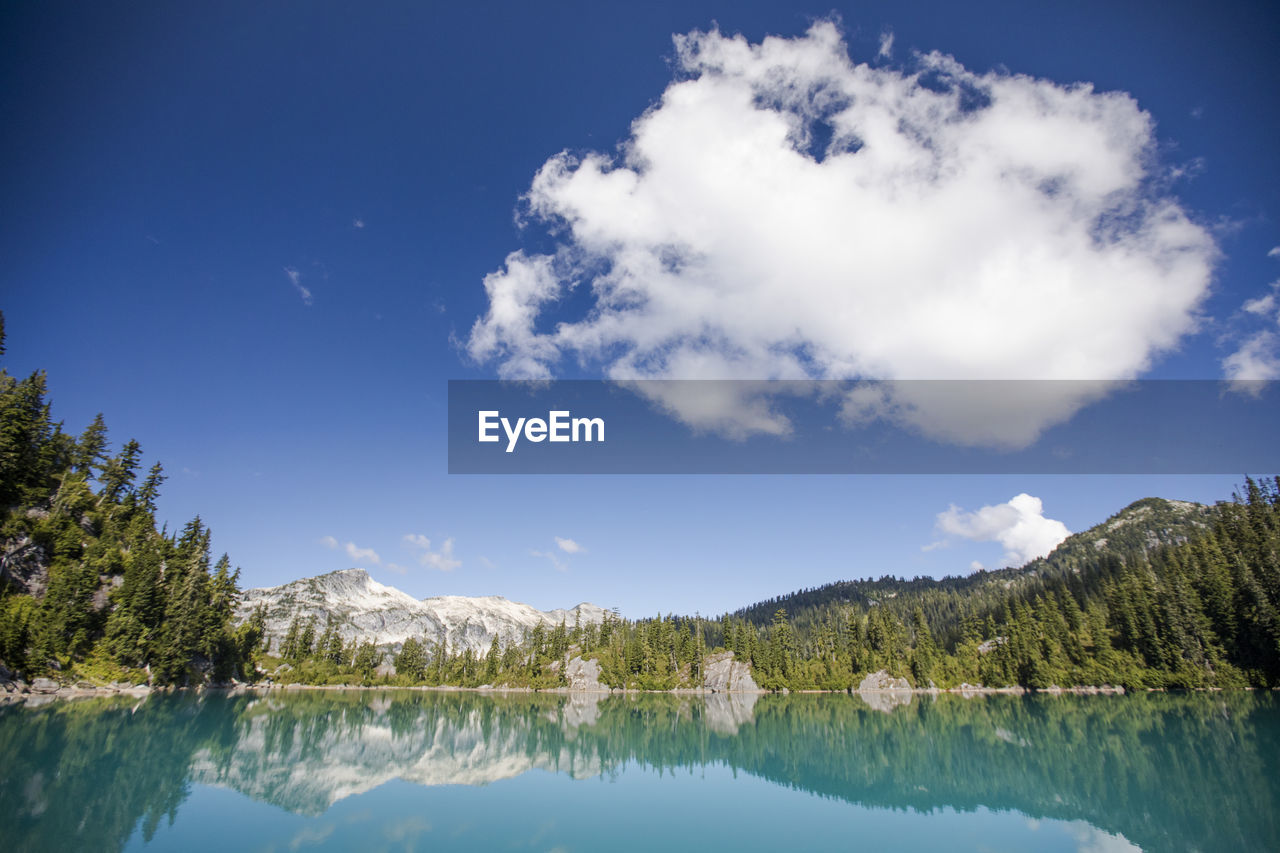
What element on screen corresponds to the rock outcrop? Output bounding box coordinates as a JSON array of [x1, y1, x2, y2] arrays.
[[857, 670, 914, 713], [564, 656, 607, 691], [702, 652, 760, 693], [0, 535, 49, 598], [857, 670, 912, 692], [0, 662, 28, 696]]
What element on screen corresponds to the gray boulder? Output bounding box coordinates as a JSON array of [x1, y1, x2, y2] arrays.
[[564, 656, 607, 691], [702, 652, 760, 693], [857, 670, 913, 713], [858, 670, 911, 692], [31, 677, 60, 694]]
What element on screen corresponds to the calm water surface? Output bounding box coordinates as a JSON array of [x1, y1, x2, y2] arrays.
[[1, 689, 1276, 852]]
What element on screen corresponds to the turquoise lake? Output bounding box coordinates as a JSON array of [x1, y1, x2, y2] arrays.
[[1, 689, 1276, 852]]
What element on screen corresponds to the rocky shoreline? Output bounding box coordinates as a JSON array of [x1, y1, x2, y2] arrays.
[[1, 662, 1208, 707], [11, 652, 1268, 706]]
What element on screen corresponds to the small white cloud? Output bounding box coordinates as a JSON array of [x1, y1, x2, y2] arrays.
[[1223, 275, 1280, 388], [1242, 292, 1276, 316], [921, 540, 947, 552], [477, 556, 496, 569], [936, 493, 1070, 567], [1223, 331, 1280, 383], [554, 536, 585, 554], [1269, 246, 1280, 258], [404, 534, 461, 571], [531, 549, 568, 572], [353, 218, 366, 229], [386, 562, 408, 575], [345, 542, 380, 565], [877, 30, 894, 59], [321, 535, 380, 565], [403, 533, 431, 550], [284, 267, 313, 306], [970, 560, 986, 571], [421, 539, 460, 571]]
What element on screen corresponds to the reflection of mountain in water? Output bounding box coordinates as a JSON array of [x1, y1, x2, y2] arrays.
[[1, 689, 1277, 853], [190, 691, 610, 814], [189, 689, 764, 813]]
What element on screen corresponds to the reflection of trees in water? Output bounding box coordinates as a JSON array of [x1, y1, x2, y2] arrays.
[[0, 694, 245, 853], [727, 693, 1279, 853], [1, 690, 1276, 852]]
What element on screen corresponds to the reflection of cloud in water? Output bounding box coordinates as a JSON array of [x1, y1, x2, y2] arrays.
[[382, 816, 431, 843], [286, 823, 334, 850], [994, 727, 1030, 748], [1068, 821, 1141, 853]]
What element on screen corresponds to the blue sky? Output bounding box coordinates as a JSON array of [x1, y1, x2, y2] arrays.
[[2, 1, 1277, 616]]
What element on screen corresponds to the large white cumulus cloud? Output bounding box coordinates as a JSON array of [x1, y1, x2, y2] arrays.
[[468, 23, 1216, 444]]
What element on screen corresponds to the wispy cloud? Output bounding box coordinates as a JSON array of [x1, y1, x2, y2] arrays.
[[284, 267, 313, 306], [531, 549, 568, 572], [935, 494, 1070, 567], [320, 535, 381, 565], [554, 536, 585, 554], [353, 218, 366, 229], [877, 29, 894, 59], [403, 534, 461, 571]]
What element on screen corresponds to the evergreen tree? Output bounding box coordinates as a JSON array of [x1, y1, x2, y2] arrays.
[[395, 637, 427, 681]]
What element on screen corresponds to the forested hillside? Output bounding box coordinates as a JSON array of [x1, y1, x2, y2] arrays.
[[711, 483, 1280, 690], [734, 497, 1212, 642], [0, 313, 259, 685]]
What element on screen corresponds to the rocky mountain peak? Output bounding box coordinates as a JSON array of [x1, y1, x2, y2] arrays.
[[236, 570, 607, 657]]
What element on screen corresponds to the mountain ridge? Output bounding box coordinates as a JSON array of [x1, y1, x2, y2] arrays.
[[236, 568, 608, 656], [730, 496, 1214, 639]]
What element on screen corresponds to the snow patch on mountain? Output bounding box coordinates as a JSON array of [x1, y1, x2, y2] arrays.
[[236, 568, 607, 656]]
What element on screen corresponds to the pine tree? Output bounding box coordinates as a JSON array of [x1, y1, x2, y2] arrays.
[[136, 463, 166, 515], [395, 638, 427, 681], [73, 413, 108, 477], [98, 439, 142, 506]]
